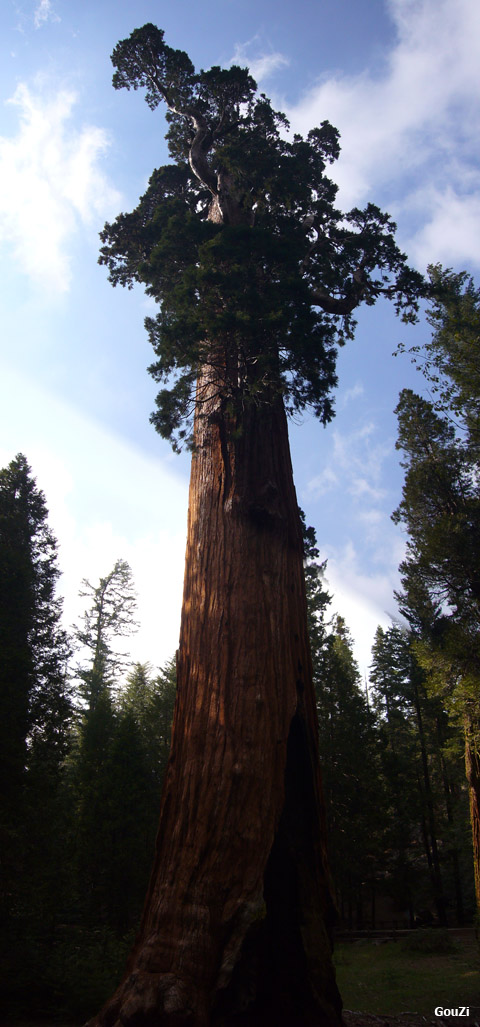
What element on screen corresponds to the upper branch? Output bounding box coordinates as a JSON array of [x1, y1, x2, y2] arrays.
[[145, 67, 218, 195]]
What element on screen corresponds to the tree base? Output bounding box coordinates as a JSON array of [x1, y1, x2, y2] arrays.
[[88, 711, 343, 1027]]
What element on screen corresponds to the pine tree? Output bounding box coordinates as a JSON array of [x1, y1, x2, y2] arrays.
[[316, 616, 381, 930], [370, 624, 473, 925], [105, 661, 177, 932], [393, 270, 480, 918], [72, 561, 138, 925], [0, 455, 70, 813], [74, 558, 138, 707], [0, 454, 72, 1009], [120, 659, 176, 792], [89, 25, 424, 1026]]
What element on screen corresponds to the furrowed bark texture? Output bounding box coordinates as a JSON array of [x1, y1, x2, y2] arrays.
[[88, 374, 342, 1027]]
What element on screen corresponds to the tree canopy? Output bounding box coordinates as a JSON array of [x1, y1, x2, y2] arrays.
[[393, 267, 480, 918], [99, 23, 424, 449]]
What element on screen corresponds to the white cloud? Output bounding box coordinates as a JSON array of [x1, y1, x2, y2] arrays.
[[407, 187, 480, 270], [0, 81, 121, 293], [323, 537, 404, 676], [283, 0, 480, 268], [307, 465, 338, 498], [332, 422, 391, 503], [341, 382, 364, 408], [229, 37, 289, 83], [307, 420, 392, 504], [0, 367, 189, 673], [34, 0, 60, 29]]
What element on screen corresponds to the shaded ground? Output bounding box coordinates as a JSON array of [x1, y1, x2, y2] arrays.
[[334, 931, 479, 1027], [4, 1015, 480, 1027], [344, 1011, 480, 1027]]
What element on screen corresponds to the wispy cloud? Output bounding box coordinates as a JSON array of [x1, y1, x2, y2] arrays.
[[306, 465, 338, 498], [323, 538, 404, 675], [332, 423, 391, 503], [307, 420, 391, 503], [340, 382, 364, 409], [0, 366, 188, 671], [0, 81, 121, 293], [284, 0, 480, 269], [34, 0, 60, 29], [229, 37, 289, 83]]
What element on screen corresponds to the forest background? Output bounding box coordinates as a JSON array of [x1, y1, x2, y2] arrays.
[[1, 0, 479, 676], [1, 0, 480, 1020]]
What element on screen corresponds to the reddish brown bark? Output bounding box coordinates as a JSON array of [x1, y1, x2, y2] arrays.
[[88, 373, 342, 1026]]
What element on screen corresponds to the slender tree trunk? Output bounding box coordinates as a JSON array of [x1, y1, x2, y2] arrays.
[[464, 708, 480, 923], [439, 743, 465, 925], [88, 374, 342, 1026], [412, 677, 447, 925]]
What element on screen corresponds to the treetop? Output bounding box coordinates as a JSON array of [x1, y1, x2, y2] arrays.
[[101, 25, 426, 449]]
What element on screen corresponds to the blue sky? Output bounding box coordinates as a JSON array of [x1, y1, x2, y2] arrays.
[[1, 0, 479, 677]]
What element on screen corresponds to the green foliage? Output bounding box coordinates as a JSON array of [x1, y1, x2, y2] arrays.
[[301, 508, 331, 665], [393, 389, 479, 639], [100, 24, 424, 449], [50, 926, 135, 1021], [0, 454, 75, 1018], [0, 454, 72, 809], [302, 516, 387, 927], [393, 266, 480, 649], [120, 659, 176, 790], [0, 456, 180, 1017], [317, 617, 383, 926], [74, 558, 139, 704], [397, 265, 480, 454], [369, 624, 473, 925], [393, 270, 480, 917]]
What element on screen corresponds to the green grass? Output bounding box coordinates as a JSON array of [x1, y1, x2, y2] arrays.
[[333, 932, 480, 1016]]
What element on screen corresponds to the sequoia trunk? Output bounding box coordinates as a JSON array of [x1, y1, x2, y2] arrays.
[[88, 373, 342, 1026]]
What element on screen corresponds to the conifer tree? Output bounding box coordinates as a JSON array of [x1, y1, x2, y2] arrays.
[[317, 616, 381, 929], [0, 455, 71, 814], [90, 25, 424, 1026], [73, 561, 138, 925], [370, 625, 453, 924], [393, 270, 480, 918], [0, 454, 72, 1006]]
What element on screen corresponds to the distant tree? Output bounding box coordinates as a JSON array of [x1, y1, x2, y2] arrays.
[[370, 625, 455, 924], [120, 659, 176, 791], [397, 265, 480, 453], [394, 270, 480, 917], [91, 24, 424, 1026], [0, 455, 70, 805], [103, 660, 178, 931], [74, 558, 138, 707], [317, 616, 381, 929], [0, 454, 72, 1010], [72, 561, 138, 924], [301, 509, 331, 672]]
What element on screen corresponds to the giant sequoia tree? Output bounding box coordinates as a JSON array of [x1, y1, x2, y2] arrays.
[[90, 25, 423, 1027]]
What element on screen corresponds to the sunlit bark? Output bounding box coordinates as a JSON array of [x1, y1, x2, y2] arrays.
[[88, 371, 341, 1026]]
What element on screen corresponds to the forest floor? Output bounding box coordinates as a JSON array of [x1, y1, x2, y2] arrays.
[[4, 933, 479, 1027], [343, 1013, 480, 1026], [4, 1014, 480, 1027], [336, 930, 479, 1027]]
